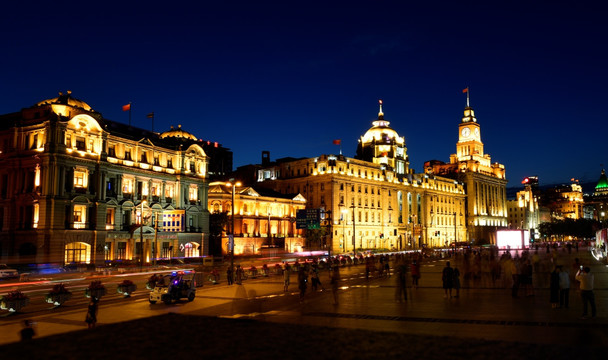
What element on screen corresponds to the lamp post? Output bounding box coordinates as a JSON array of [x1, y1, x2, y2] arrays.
[[350, 204, 356, 254], [139, 200, 146, 272], [341, 208, 348, 254], [227, 180, 241, 283]]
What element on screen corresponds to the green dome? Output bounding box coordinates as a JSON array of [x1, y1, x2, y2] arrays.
[[595, 169, 608, 193]]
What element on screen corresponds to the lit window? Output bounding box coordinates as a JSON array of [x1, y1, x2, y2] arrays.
[[165, 184, 174, 198], [123, 178, 133, 193], [189, 185, 198, 201], [33, 203, 39, 228], [73, 204, 87, 229], [74, 169, 88, 188]]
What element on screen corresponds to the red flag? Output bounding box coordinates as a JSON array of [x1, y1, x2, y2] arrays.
[[333, 139, 341, 145], [122, 103, 131, 111], [146, 112, 154, 118], [462, 87, 469, 94]]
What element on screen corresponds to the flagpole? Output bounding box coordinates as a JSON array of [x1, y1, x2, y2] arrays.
[[466, 87, 470, 107], [129, 102, 132, 126]]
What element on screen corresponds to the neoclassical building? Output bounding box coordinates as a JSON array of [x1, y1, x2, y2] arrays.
[[425, 100, 508, 244], [0, 92, 210, 265], [250, 102, 467, 253], [208, 182, 306, 255]]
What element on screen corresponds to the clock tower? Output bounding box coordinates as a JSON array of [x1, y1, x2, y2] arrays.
[[456, 107, 484, 162]]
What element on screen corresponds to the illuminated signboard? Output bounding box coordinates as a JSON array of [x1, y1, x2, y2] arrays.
[[496, 230, 530, 249]]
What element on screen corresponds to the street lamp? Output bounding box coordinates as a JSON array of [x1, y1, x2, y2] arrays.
[[226, 180, 241, 284], [139, 200, 146, 272], [350, 204, 356, 254], [341, 208, 348, 253]]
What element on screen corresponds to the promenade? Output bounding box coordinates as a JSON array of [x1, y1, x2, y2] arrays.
[[1, 247, 606, 358]]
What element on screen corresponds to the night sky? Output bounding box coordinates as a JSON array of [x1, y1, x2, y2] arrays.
[[1, 1, 606, 188]]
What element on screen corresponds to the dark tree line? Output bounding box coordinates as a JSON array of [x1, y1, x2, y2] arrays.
[[538, 218, 601, 240]]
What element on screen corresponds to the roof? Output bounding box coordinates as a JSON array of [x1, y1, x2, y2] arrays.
[[35, 91, 94, 112]]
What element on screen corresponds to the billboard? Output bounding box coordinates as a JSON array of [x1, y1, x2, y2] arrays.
[[496, 230, 530, 249]]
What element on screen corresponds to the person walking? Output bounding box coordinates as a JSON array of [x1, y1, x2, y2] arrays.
[[549, 266, 560, 308], [330, 265, 340, 305], [558, 265, 570, 309], [411, 260, 421, 289], [235, 265, 244, 285], [395, 260, 408, 302], [575, 266, 596, 319], [85, 298, 99, 329], [283, 262, 291, 292], [310, 266, 324, 291], [298, 267, 308, 301], [453, 266, 461, 298], [442, 261, 454, 298]]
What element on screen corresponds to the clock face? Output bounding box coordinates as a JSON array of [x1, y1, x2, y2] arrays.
[[474, 128, 480, 137], [461, 127, 471, 138]]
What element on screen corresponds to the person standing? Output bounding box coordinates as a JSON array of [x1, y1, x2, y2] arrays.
[[226, 267, 234, 285], [20, 320, 35, 341], [575, 266, 596, 319], [235, 265, 244, 285], [558, 265, 570, 309], [85, 298, 99, 329], [442, 261, 454, 298]]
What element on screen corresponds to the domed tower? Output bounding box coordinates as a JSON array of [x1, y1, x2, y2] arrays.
[[356, 100, 409, 178], [594, 169, 608, 196], [159, 124, 198, 141]]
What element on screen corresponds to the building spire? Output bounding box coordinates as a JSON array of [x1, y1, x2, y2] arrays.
[[463, 87, 470, 107], [378, 99, 384, 120]]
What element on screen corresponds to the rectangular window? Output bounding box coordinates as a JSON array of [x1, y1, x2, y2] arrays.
[[75, 137, 86, 151], [108, 145, 116, 157], [165, 184, 174, 199], [189, 186, 198, 202], [106, 208, 115, 230], [65, 134, 72, 147], [74, 169, 88, 188], [124, 149, 132, 161], [123, 178, 133, 194], [73, 204, 87, 229], [33, 203, 39, 228]]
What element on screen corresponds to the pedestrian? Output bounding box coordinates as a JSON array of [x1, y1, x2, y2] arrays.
[[442, 261, 454, 298], [298, 267, 308, 300], [283, 263, 291, 292], [20, 319, 35, 341], [453, 266, 461, 298], [85, 297, 99, 329], [395, 260, 408, 302], [411, 260, 421, 289], [226, 267, 233, 285], [549, 266, 560, 308], [521, 259, 534, 297], [235, 265, 243, 285], [330, 265, 340, 305], [311, 267, 324, 291], [575, 266, 596, 319], [558, 265, 570, 309]]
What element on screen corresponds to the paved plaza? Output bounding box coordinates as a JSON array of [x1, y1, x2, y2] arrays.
[[1, 247, 607, 358]]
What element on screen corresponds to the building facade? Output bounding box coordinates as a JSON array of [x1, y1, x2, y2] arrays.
[[507, 177, 540, 240], [252, 103, 467, 253], [425, 102, 508, 245], [208, 182, 306, 255], [0, 92, 210, 265]]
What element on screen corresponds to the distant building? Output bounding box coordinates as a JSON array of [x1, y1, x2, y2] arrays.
[[507, 177, 540, 240], [542, 181, 584, 220], [0, 92, 210, 265], [252, 102, 467, 253], [584, 169, 608, 223], [208, 182, 306, 255], [424, 100, 508, 245]]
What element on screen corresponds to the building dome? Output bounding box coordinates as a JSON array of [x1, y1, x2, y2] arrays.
[[159, 124, 198, 141], [36, 91, 93, 111], [595, 169, 608, 194], [360, 101, 404, 146]]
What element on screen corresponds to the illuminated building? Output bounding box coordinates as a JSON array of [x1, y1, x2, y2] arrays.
[[507, 177, 540, 240], [586, 169, 608, 223], [252, 102, 466, 253], [424, 99, 508, 245], [0, 92, 210, 265], [208, 182, 306, 255], [543, 180, 584, 220]]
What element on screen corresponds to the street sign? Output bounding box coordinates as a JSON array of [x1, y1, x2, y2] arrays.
[[228, 235, 234, 250], [296, 209, 321, 229]]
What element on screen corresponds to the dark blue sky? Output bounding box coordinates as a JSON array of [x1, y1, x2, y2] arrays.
[[1, 1, 606, 187]]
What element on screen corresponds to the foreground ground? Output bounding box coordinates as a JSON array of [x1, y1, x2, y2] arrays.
[[1, 313, 606, 360]]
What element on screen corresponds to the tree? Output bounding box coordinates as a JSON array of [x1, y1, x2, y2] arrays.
[[209, 212, 229, 256]]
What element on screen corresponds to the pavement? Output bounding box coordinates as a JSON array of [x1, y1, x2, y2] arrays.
[[1, 247, 607, 358]]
